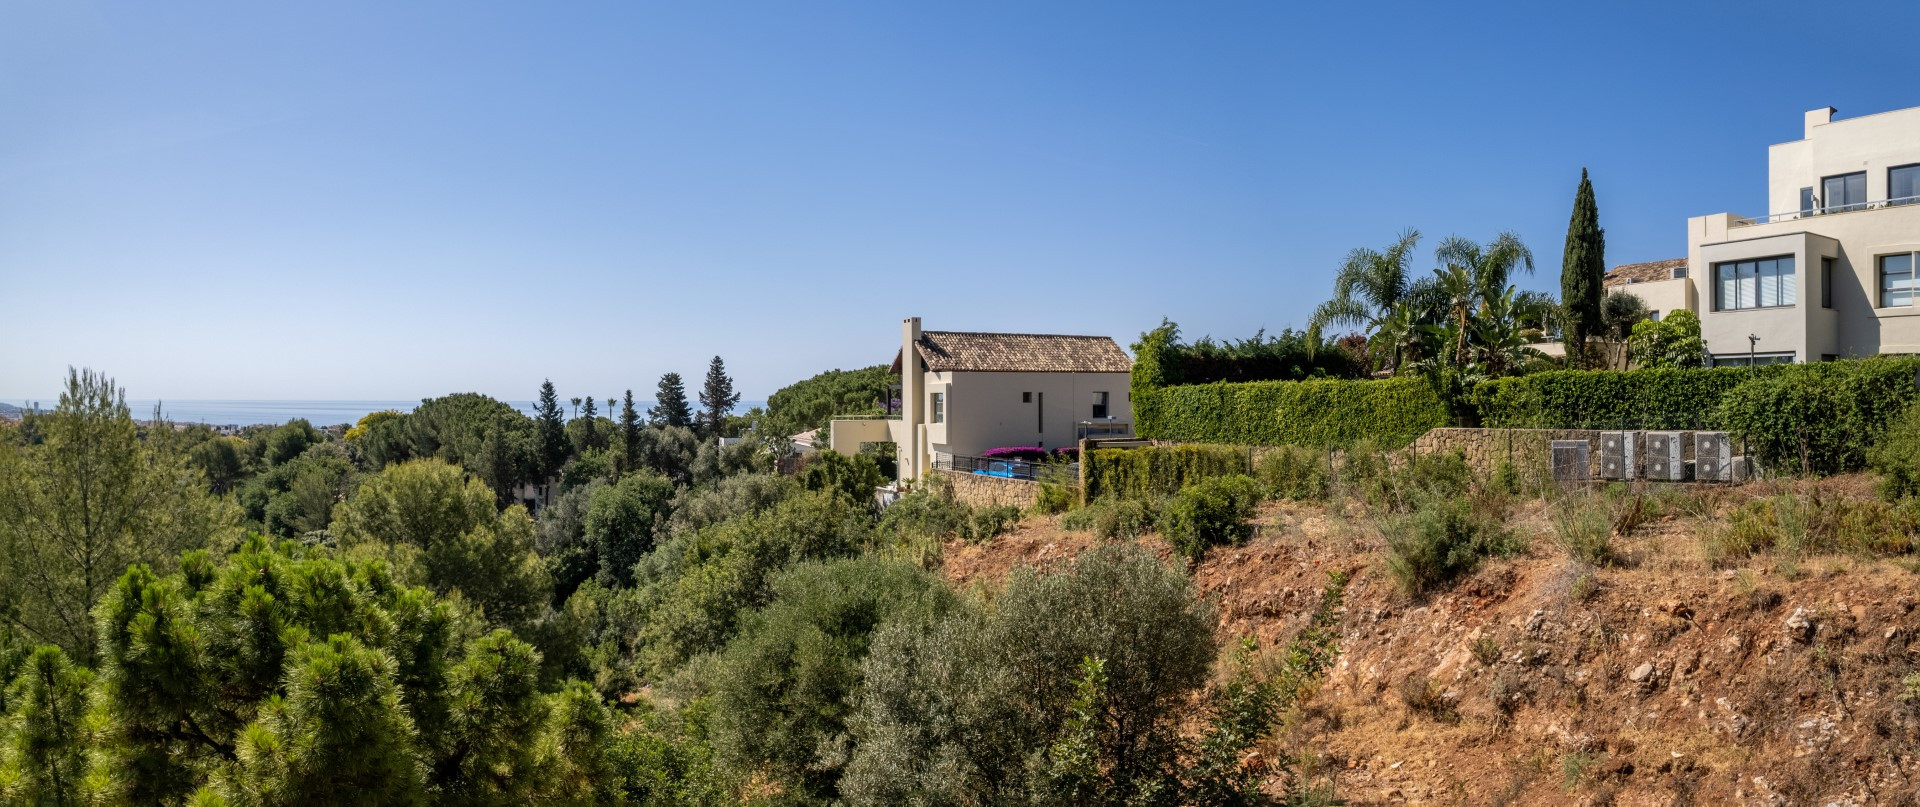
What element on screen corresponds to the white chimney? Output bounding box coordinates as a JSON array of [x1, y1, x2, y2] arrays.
[[1805, 107, 1835, 138]]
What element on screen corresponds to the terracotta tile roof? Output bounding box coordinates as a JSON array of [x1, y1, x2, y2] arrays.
[[1605, 258, 1687, 287], [891, 331, 1133, 374]]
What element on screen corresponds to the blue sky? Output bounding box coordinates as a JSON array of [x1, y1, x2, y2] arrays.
[[4, 1, 1917, 401]]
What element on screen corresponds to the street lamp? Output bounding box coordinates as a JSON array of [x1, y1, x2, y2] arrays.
[[1748, 334, 1760, 373]]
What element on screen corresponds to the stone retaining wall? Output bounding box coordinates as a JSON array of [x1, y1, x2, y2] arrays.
[[1412, 427, 1605, 479], [933, 469, 1040, 510]]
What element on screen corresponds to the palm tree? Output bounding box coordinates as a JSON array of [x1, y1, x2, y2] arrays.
[[1429, 232, 1536, 370], [1308, 229, 1423, 372]]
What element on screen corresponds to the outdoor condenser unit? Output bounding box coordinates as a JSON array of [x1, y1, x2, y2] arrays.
[[1550, 440, 1590, 483], [1644, 431, 1686, 481], [1695, 431, 1731, 482], [1598, 431, 1635, 480]]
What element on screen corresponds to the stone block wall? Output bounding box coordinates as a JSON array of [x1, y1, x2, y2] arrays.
[[934, 469, 1040, 510], [1412, 427, 1605, 480]]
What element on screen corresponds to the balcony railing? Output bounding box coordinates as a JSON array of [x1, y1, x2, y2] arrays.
[[931, 451, 1076, 481], [1075, 420, 1134, 440], [1732, 195, 1920, 226]]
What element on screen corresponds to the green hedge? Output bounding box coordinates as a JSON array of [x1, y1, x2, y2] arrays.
[[1083, 445, 1250, 503], [1717, 357, 1920, 474], [1470, 367, 1760, 429], [1135, 376, 1447, 448]]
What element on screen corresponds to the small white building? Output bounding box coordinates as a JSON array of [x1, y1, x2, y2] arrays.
[[830, 317, 1134, 481]]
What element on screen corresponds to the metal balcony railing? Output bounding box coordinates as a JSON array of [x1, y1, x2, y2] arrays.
[[1732, 195, 1920, 226], [1074, 420, 1133, 440], [931, 451, 1077, 481]]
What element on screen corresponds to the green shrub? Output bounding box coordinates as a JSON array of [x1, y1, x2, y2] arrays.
[[1034, 482, 1075, 515], [966, 505, 1022, 544], [1550, 494, 1616, 566], [1160, 475, 1263, 561], [1135, 377, 1447, 448], [1703, 492, 1918, 566], [877, 484, 971, 541], [1871, 401, 1920, 500], [1257, 445, 1330, 501], [1062, 497, 1159, 541], [1084, 445, 1250, 503], [1382, 495, 1519, 597], [1362, 450, 1473, 513]]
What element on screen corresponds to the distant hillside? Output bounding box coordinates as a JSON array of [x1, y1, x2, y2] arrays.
[[0, 402, 23, 419]]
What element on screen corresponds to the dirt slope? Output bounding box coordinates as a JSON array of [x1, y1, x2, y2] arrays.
[[943, 482, 1920, 806]]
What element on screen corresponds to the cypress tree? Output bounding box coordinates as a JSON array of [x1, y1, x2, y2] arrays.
[[649, 373, 693, 429], [580, 396, 600, 450], [1561, 168, 1606, 366], [619, 390, 642, 473], [534, 380, 569, 484], [698, 356, 742, 438]]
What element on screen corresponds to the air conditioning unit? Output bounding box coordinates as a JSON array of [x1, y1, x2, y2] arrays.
[[1644, 431, 1686, 481], [1695, 432, 1731, 482], [1551, 439, 1590, 483], [1598, 431, 1635, 480]]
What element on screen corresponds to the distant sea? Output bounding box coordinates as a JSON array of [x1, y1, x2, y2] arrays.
[[2, 399, 766, 428]]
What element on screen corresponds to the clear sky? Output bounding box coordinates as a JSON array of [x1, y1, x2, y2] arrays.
[[4, 1, 1917, 401]]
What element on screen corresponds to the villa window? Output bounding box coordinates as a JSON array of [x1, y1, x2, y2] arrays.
[[1822, 257, 1835, 309], [1799, 187, 1816, 217], [1022, 391, 1031, 403], [930, 392, 945, 423], [1091, 391, 1109, 419], [1881, 254, 1915, 308], [1823, 171, 1867, 212], [1671, 263, 1686, 279], [1713, 255, 1795, 311], [1892, 164, 1920, 206]]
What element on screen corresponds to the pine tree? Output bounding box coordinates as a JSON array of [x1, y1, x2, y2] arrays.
[[698, 356, 742, 438], [2, 646, 99, 805], [534, 380, 570, 485], [619, 390, 642, 474], [1561, 168, 1606, 367], [580, 396, 600, 450], [649, 373, 693, 429]]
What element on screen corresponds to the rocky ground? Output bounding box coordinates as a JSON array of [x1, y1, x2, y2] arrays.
[[942, 477, 1920, 806]]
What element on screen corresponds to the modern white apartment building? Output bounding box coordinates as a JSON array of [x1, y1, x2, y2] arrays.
[[1677, 104, 1920, 365]]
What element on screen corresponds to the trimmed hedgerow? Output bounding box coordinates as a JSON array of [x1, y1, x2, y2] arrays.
[[1471, 367, 1758, 430], [1717, 357, 1920, 475], [1135, 377, 1447, 448], [1083, 445, 1250, 503]]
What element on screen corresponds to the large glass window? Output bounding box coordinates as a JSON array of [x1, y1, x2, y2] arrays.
[[1882, 254, 1915, 308], [1714, 256, 1796, 311], [1799, 187, 1816, 217], [1891, 164, 1920, 206], [1823, 171, 1867, 212]]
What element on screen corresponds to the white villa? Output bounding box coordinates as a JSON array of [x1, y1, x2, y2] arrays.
[[1611, 103, 1920, 365], [829, 317, 1134, 481]]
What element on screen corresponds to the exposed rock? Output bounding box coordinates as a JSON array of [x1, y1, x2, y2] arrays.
[[1628, 662, 1655, 683], [1784, 608, 1815, 643]]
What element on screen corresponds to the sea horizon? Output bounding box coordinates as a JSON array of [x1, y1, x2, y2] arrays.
[[1, 398, 769, 428]]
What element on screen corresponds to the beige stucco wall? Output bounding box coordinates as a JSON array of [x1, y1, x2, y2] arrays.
[[1684, 105, 1920, 361], [1610, 276, 1694, 321], [930, 370, 1131, 456]]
